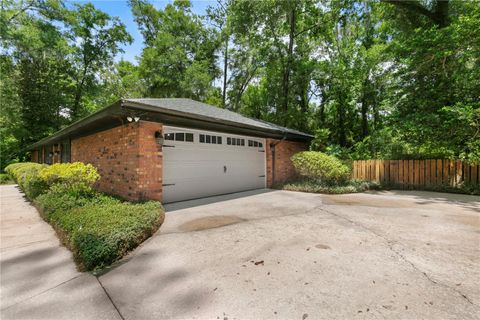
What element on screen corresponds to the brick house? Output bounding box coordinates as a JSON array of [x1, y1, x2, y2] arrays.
[[30, 99, 312, 203]]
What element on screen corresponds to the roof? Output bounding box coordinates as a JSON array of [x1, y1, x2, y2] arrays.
[[123, 98, 311, 137], [30, 98, 312, 149]]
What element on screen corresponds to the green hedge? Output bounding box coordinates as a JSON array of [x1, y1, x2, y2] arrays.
[[36, 191, 164, 271], [0, 173, 13, 184], [6, 162, 165, 271], [291, 151, 351, 183], [279, 179, 380, 194], [5, 163, 48, 198]]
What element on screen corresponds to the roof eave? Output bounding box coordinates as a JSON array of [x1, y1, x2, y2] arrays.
[[122, 100, 313, 141], [28, 100, 122, 149]]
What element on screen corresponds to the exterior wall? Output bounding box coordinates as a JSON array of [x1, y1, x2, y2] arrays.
[[266, 139, 308, 187], [31, 150, 39, 163], [71, 121, 163, 201]]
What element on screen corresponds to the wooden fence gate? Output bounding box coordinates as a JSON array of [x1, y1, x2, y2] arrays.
[[352, 160, 479, 189]]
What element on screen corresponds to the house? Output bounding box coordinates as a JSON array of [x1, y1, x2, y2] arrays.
[[30, 99, 312, 203]]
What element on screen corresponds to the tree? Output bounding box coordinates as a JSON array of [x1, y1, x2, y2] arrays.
[[130, 0, 220, 101], [65, 3, 132, 119]]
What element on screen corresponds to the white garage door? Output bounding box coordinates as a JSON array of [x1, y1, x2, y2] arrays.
[[162, 126, 266, 203]]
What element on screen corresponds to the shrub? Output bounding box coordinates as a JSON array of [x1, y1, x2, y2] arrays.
[[5, 162, 48, 198], [37, 191, 164, 271], [291, 151, 351, 183], [9, 161, 164, 271], [39, 162, 100, 193], [0, 173, 13, 184], [6, 162, 101, 199], [279, 179, 380, 194]]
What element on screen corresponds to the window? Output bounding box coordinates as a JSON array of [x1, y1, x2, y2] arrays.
[[240, 139, 245, 146], [175, 133, 185, 141], [232, 138, 236, 146], [254, 141, 259, 147], [199, 134, 222, 144], [165, 132, 193, 142], [248, 140, 253, 147], [227, 137, 231, 145], [259, 142, 263, 148]]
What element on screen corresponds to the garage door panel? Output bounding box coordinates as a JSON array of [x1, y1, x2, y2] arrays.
[[162, 126, 266, 203]]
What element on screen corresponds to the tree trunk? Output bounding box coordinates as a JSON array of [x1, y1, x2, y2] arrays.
[[361, 79, 369, 138], [222, 36, 228, 107], [280, 5, 296, 121]]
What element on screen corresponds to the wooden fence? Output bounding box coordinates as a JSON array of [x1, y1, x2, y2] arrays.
[[352, 160, 479, 189]]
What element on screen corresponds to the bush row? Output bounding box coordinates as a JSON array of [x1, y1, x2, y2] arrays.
[[291, 151, 351, 184], [5, 162, 164, 271]]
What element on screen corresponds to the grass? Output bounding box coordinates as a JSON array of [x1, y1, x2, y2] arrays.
[[36, 191, 165, 271], [276, 179, 381, 194]]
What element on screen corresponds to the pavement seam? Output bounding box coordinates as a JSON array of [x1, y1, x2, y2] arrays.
[[317, 206, 478, 308], [0, 275, 82, 311], [95, 277, 125, 320]]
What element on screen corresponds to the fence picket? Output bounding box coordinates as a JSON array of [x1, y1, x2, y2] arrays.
[[352, 159, 478, 190]]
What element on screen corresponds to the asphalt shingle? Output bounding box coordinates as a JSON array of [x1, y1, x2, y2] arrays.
[[124, 98, 312, 138]]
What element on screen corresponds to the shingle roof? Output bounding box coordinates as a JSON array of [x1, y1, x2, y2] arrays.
[[123, 98, 312, 138]]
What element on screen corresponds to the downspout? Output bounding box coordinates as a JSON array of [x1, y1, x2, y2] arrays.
[[270, 132, 288, 186]]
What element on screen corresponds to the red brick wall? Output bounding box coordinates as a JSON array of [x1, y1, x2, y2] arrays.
[[71, 121, 163, 201], [266, 139, 307, 187]]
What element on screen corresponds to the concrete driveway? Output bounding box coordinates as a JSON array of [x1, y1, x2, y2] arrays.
[[99, 189, 480, 320]]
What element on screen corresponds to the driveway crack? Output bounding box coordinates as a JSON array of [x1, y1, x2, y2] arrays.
[[96, 276, 125, 320], [317, 206, 477, 307]]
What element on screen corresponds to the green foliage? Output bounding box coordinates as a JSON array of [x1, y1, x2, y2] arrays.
[[0, 0, 131, 168], [6, 162, 100, 199], [310, 129, 331, 151], [131, 0, 219, 100], [36, 190, 164, 271], [8, 161, 164, 271], [39, 162, 100, 193], [2, 0, 480, 169], [5, 163, 48, 198], [291, 151, 351, 183], [279, 179, 380, 194], [0, 173, 13, 184]]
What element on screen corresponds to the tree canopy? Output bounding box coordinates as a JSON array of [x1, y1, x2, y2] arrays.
[[1, 0, 479, 170]]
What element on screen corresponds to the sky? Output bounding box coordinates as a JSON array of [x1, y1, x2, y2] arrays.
[[70, 0, 214, 63]]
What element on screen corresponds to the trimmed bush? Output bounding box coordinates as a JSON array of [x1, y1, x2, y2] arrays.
[[0, 173, 13, 184], [291, 151, 351, 183], [39, 162, 100, 193], [8, 161, 165, 271], [5, 162, 100, 199], [279, 179, 380, 194], [37, 191, 164, 271], [5, 163, 48, 198]]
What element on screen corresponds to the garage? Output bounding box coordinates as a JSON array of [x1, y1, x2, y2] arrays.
[[162, 126, 266, 203], [29, 98, 312, 202]]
